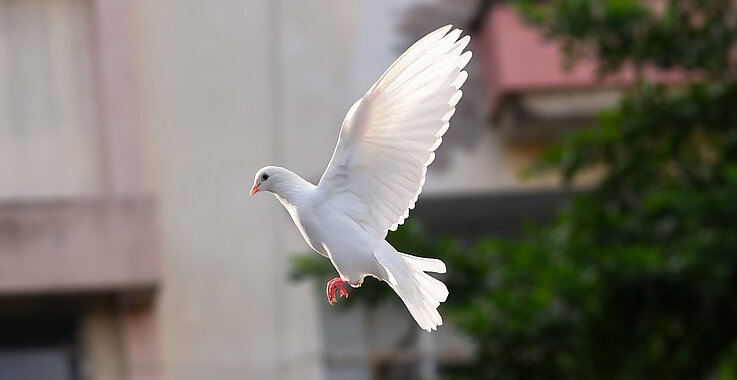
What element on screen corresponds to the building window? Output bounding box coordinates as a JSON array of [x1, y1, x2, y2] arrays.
[[0, 315, 79, 380]]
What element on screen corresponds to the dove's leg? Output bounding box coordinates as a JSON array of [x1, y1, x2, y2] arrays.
[[326, 278, 349, 305]]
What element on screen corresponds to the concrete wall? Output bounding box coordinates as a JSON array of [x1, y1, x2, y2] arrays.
[[0, 0, 100, 200], [135, 1, 318, 378]]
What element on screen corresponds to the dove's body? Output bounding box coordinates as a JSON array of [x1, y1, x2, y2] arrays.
[[252, 25, 471, 331], [272, 174, 386, 284]]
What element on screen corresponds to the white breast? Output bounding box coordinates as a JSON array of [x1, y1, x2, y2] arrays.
[[276, 192, 328, 257]]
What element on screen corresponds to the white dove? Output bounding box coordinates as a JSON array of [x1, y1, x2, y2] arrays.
[[251, 25, 471, 331]]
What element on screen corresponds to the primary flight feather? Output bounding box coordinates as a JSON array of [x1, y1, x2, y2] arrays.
[[251, 25, 471, 331]]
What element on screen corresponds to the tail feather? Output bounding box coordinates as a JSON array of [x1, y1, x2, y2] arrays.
[[415, 271, 448, 306], [399, 252, 447, 273], [374, 250, 449, 331]]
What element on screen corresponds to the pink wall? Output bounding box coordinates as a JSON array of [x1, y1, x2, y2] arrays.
[[0, 197, 158, 294], [478, 5, 685, 114]]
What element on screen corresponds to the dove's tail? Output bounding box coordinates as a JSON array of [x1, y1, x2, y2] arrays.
[[373, 249, 448, 331]]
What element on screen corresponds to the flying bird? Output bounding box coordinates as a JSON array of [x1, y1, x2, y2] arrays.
[[251, 25, 471, 331]]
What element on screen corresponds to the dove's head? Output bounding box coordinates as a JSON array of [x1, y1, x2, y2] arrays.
[[250, 166, 301, 196]]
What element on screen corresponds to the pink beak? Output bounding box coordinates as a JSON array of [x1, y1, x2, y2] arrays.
[[250, 184, 259, 196]]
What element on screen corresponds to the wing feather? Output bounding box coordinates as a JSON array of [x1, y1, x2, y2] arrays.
[[318, 26, 472, 238]]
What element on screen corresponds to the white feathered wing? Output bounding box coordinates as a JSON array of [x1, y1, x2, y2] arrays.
[[317, 25, 471, 331]]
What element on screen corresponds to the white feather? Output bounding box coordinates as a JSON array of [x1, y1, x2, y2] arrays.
[[319, 26, 472, 240]]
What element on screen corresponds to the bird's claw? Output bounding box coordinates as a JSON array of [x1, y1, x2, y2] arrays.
[[326, 278, 349, 305]]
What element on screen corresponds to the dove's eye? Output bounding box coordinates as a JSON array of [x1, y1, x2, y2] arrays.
[[261, 174, 269, 181]]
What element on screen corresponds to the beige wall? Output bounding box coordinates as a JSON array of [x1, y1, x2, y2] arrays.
[[0, 0, 100, 200], [81, 305, 125, 380], [423, 90, 616, 195], [136, 0, 317, 378]]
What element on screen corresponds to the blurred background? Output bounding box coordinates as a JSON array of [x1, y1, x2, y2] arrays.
[[1, 0, 736, 379]]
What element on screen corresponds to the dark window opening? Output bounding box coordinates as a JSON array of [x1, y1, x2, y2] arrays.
[[0, 312, 79, 380]]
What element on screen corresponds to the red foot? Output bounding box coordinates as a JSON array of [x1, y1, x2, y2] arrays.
[[326, 278, 349, 305]]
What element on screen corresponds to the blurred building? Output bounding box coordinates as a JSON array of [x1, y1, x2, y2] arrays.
[[0, 0, 158, 379], [0, 0, 633, 379]]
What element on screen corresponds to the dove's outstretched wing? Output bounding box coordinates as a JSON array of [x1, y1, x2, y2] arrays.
[[318, 25, 471, 238]]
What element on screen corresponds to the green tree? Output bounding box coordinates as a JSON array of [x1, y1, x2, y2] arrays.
[[293, 1, 737, 378]]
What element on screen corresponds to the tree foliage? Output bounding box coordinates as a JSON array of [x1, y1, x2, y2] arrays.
[[292, 0, 737, 378]]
